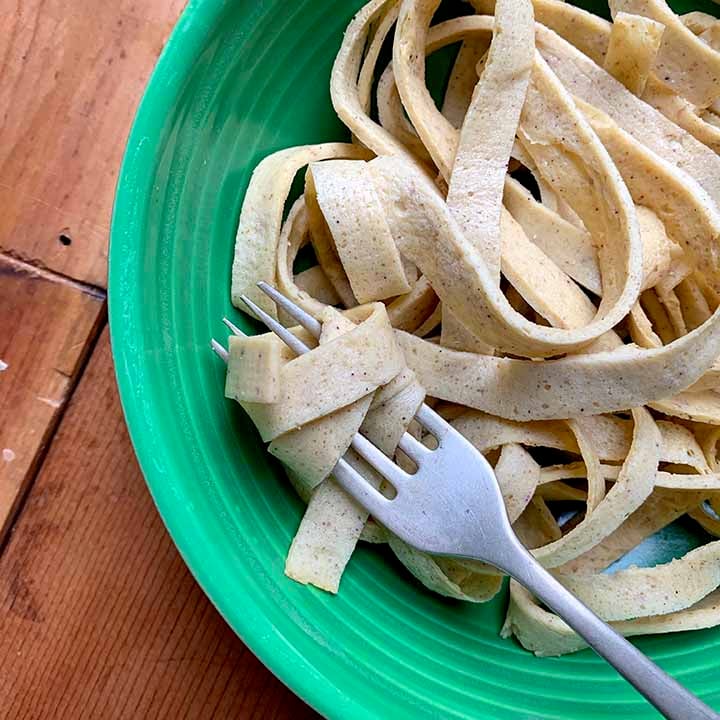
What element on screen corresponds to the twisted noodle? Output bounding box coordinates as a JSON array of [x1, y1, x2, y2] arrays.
[[226, 0, 720, 654]]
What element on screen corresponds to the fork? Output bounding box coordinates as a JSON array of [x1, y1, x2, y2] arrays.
[[213, 282, 719, 720]]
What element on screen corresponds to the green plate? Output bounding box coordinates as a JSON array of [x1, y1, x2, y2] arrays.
[[109, 0, 720, 717]]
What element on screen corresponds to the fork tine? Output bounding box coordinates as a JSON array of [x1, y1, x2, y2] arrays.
[[210, 339, 229, 362], [333, 456, 392, 517], [257, 281, 322, 338], [350, 434, 409, 487], [415, 404, 450, 439], [238, 294, 312, 356], [396, 432, 431, 462], [222, 317, 245, 336]]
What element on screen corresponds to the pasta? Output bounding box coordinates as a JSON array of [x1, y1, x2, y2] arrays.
[[226, 0, 720, 655]]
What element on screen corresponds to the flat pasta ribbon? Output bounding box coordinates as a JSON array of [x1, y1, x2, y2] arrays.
[[226, 0, 720, 654]]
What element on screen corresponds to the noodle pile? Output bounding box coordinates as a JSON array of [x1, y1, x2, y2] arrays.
[[226, 0, 720, 655]]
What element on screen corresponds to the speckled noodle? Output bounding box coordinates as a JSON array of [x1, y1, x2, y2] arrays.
[[225, 0, 720, 655]]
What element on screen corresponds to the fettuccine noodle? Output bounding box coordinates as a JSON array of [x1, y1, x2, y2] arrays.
[[226, 0, 720, 654]]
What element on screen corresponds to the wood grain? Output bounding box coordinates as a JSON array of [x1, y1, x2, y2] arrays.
[[0, 0, 186, 287], [0, 329, 319, 720], [0, 252, 105, 545]]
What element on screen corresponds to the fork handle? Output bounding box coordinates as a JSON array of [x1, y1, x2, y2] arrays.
[[497, 545, 719, 720]]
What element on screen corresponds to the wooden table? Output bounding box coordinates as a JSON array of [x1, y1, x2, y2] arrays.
[[0, 3, 319, 717]]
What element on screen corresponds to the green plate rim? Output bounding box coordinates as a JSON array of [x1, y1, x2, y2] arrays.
[[108, 1, 365, 717], [108, 0, 720, 717]]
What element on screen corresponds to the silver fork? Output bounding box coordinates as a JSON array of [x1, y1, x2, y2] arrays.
[[213, 282, 718, 720]]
